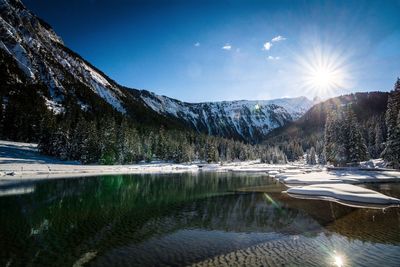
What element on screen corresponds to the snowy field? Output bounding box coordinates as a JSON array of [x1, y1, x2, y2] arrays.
[[1, 140, 399, 208]]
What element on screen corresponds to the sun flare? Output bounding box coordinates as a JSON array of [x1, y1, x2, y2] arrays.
[[303, 60, 346, 96], [296, 43, 351, 98], [311, 67, 335, 89]]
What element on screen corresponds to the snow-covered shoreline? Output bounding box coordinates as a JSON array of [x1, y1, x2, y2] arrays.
[[0, 140, 316, 180], [1, 140, 399, 208]]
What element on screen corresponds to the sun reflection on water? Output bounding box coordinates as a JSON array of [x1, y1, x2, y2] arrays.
[[332, 251, 346, 267]]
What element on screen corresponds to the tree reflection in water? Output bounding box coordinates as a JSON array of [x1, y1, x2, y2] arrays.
[[0, 172, 399, 266]]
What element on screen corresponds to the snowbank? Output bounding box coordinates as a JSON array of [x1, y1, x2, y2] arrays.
[[276, 170, 400, 185], [286, 184, 400, 207], [277, 167, 400, 208]]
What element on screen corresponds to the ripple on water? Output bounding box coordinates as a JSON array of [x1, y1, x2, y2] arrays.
[[191, 233, 400, 267]]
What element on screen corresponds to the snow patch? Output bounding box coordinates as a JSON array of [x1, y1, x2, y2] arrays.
[[0, 40, 35, 79], [141, 93, 312, 139], [287, 183, 400, 206], [45, 98, 64, 115], [82, 63, 111, 88], [276, 170, 400, 185], [91, 83, 125, 113]]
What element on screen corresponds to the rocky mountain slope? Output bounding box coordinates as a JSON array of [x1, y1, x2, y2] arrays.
[[0, 0, 312, 142], [140, 91, 311, 142]]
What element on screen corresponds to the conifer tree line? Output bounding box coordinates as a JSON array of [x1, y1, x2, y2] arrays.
[[36, 114, 288, 164], [323, 107, 368, 166], [321, 78, 399, 168]]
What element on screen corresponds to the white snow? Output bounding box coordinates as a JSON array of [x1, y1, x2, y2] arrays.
[[82, 63, 111, 88], [141, 93, 199, 124], [286, 184, 400, 207], [44, 97, 65, 115], [266, 96, 312, 119], [276, 170, 400, 185], [141, 94, 312, 139], [359, 158, 387, 169], [91, 82, 126, 113], [0, 185, 35, 197], [276, 166, 400, 208]]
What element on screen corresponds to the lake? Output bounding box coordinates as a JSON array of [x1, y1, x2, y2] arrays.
[[0, 172, 399, 266]]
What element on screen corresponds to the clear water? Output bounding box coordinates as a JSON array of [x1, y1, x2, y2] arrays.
[[0, 172, 399, 266]]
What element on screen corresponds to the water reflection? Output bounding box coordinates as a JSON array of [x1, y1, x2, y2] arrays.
[[0, 173, 399, 266], [0, 185, 35, 196], [332, 251, 345, 267]]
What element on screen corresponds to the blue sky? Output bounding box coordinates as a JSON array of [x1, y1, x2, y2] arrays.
[[25, 0, 400, 102]]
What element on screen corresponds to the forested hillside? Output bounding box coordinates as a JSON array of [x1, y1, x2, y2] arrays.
[[264, 91, 389, 162]]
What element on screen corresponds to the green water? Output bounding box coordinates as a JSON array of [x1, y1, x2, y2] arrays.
[[0, 172, 399, 266]]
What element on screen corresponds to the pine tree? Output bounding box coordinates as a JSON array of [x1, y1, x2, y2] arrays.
[[347, 109, 368, 164], [47, 126, 70, 160], [206, 140, 219, 163], [373, 123, 384, 158], [382, 78, 400, 168], [324, 111, 338, 164], [99, 117, 117, 165], [157, 125, 167, 159], [367, 121, 376, 157], [143, 131, 154, 162], [69, 116, 89, 160], [308, 147, 317, 165], [383, 110, 400, 168], [391, 111, 400, 168], [316, 140, 325, 164], [324, 108, 368, 166], [81, 121, 100, 164]]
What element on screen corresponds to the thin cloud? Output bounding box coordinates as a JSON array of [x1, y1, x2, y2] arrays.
[[222, 44, 232, 50], [263, 42, 272, 50], [272, 35, 286, 42], [194, 42, 200, 47], [267, 56, 280, 60]]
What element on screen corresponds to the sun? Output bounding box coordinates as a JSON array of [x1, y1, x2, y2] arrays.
[[311, 67, 335, 89], [302, 60, 345, 96], [295, 43, 351, 98]]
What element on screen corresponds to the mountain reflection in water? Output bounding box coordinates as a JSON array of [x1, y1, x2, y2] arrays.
[[0, 172, 399, 266]]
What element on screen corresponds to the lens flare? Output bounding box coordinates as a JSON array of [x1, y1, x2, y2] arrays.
[[293, 41, 353, 98]]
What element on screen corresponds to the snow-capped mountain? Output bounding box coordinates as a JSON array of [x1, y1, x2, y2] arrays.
[[1, 0, 126, 113], [139, 91, 312, 142], [0, 0, 313, 142]]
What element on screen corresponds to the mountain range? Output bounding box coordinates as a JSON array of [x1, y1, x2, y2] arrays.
[[0, 0, 313, 143]]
